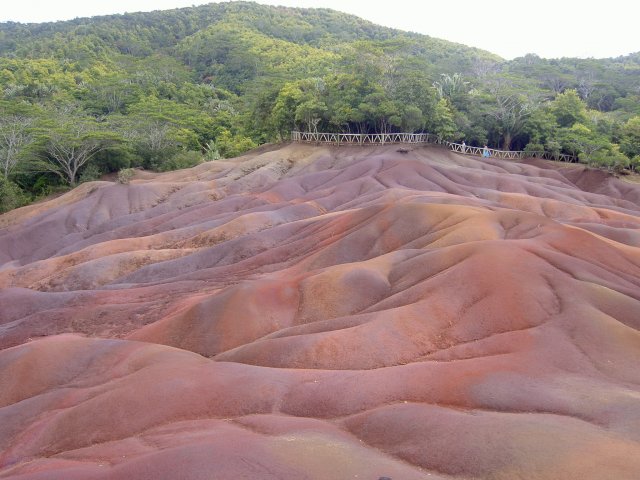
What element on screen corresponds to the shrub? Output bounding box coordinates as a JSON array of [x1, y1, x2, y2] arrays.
[[204, 141, 221, 161], [0, 177, 29, 213], [159, 150, 203, 171], [582, 145, 629, 172], [117, 168, 135, 184], [214, 129, 257, 158], [524, 143, 545, 157], [545, 140, 562, 159], [79, 164, 103, 183]]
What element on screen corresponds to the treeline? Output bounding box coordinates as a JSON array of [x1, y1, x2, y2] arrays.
[[1, 2, 639, 212]]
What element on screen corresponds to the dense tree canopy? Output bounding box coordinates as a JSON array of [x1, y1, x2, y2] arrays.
[[0, 1, 638, 211]]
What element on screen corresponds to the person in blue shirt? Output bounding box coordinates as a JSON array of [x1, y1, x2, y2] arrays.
[[482, 145, 490, 158]]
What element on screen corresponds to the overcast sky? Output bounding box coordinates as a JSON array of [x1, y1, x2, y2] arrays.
[[1, 0, 639, 60]]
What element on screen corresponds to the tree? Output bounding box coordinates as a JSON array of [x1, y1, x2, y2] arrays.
[[429, 98, 458, 142], [114, 96, 215, 169], [522, 108, 558, 146], [82, 76, 141, 114], [323, 73, 376, 133], [271, 78, 329, 136], [296, 98, 327, 133], [294, 79, 328, 134], [0, 101, 39, 179], [488, 92, 532, 150], [0, 175, 28, 213], [541, 74, 568, 94], [621, 116, 640, 158], [471, 58, 498, 79], [588, 84, 618, 112], [577, 73, 596, 101], [213, 129, 256, 158], [392, 73, 436, 131], [557, 123, 610, 166], [356, 91, 400, 134], [433, 73, 468, 102], [550, 89, 588, 128], [0, 114, 33, 178], [34, 113, 121, 185], [126, 96, 214, 149], [271, 81, 305, 139], [400, 105, 424, 132]]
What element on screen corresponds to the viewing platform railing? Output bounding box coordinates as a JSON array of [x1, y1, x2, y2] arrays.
[[447, 142, 577, 162], [291, 131, 577, 162], [291, 131, 436, 145]]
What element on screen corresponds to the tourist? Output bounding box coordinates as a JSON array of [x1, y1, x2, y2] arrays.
[[482, 145, 490, 158]]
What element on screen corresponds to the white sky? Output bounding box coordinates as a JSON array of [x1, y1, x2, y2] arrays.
[[1, 0, 638, 60]]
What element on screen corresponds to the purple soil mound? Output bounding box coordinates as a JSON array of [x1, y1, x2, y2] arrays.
[[1, 144, 639, 479]]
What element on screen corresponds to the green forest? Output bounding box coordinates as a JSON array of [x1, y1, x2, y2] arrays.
[[1, 1, 640, 212]]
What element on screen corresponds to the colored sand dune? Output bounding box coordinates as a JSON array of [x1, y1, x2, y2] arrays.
[[1, 144, 639, 479]]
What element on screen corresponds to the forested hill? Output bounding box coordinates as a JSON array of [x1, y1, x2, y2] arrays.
[[1, 1, 639, 212], [0, 2, 496, 60], [0, 1, 499, 93]]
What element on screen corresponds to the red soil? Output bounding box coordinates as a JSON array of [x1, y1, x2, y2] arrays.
[[1, 143, 639, 479]]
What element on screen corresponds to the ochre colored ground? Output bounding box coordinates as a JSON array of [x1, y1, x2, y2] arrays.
[[1, 143, 639, 479]]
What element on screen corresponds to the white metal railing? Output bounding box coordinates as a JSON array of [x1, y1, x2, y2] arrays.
[[291, 131, 577, 162], [447, 142, 576, 162], [291, 131, 438, 145]]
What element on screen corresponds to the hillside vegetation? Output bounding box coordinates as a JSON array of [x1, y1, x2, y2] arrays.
[[1, 1, 639, 211]]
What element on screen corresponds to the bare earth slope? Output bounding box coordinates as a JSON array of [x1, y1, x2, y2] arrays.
[[1, 144, 639, 479]]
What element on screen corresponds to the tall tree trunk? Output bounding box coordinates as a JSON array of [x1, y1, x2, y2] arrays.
[[502, 132, 512, 151]]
